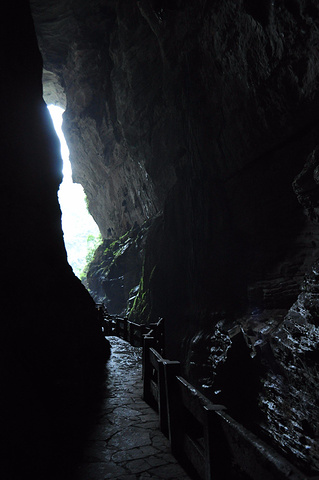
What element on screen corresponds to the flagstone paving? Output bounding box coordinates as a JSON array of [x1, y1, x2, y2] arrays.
[[72, 336, 191, 480]]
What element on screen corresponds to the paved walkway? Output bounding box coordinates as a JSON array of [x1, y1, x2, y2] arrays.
[[73, 336, 191, 480]]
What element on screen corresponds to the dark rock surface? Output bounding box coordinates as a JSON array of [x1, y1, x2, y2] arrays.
[[1, 2, 109, 479], [259, 262, 319, 473], [86, 221, 152, 314]]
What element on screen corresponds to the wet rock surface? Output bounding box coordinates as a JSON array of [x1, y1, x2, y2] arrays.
[[86, 221, 152, 315], [185, 310, 319, 475], [258, 262, 319, 475], [72, 336, 191, 480]]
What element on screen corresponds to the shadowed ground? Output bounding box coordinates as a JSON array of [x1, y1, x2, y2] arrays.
[[72, 336, 191, 480]]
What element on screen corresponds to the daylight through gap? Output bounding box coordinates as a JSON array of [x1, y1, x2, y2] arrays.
[[47, 105, 101, 279]]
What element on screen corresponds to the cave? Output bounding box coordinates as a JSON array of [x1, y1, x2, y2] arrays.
[[2, 0, 319, 478]]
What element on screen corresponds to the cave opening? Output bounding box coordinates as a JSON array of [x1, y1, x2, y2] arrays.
[[47, 104, 101, 280]]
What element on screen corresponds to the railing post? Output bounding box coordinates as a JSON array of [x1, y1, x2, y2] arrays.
[[158, 359, 169, 437], [203, 406, 228, 480], [158, 318, 165, 356], [97, 305, 104, 331], [141, 324, 151, 338], [143, 335, 154, 404], [127, 320, 132, 344], [163, 360, 182, 458], [115, 318, 120, 337], [109, 318, 114, 335], [204, 406, 217, 480], [107, 319, 112, 336], [123, 317, 128, 341], [132, 323, 137, 346], [103, 319, 107, 335], [148, 318, 165, 355], [138, 324, 145, 347]]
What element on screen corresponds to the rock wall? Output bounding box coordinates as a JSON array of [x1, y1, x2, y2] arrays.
[[1, 2, 108, 479], [31, 0, 166, 239], [86, 221, 152, 314], [30, 0, 319, 474]]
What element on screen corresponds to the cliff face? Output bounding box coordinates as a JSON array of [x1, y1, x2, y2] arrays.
[[31, 0, 319, 318], [31, 0, 166, 239], [1, 2, 108, 478], [29, 0, 319, 474], [85, 221, 151, 314]]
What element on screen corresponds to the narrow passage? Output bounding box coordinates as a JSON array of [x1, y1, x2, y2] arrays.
[[74, 337, 191, 480]]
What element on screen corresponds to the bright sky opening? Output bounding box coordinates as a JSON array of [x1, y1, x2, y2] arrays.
[[47, 104, 100, 278]]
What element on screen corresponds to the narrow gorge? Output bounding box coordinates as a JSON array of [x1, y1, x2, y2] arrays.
[[2, 0, 319, 478]]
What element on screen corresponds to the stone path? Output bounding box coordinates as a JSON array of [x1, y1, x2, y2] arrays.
[[73, 336, 192, 480]]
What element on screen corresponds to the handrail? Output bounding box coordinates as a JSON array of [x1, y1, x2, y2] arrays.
[[96, 304, 309, 480], [142, 343, 170, 437], [96, 304, 162, 349], [142, 337, 309, 480]]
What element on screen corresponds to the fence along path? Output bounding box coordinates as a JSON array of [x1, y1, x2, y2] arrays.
[[97, 306, 311, 480]]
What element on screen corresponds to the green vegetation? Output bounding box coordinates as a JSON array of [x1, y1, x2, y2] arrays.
[[103, 230, 132, 257], [79, 232, 103, 282], [84, 194, 90, 212], [129, 264, 157, 323], [83, 219, 153, 313], [81, 227, 139, 292]]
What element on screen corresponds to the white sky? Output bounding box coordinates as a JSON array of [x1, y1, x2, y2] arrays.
[[47, 105, 100, 277]]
